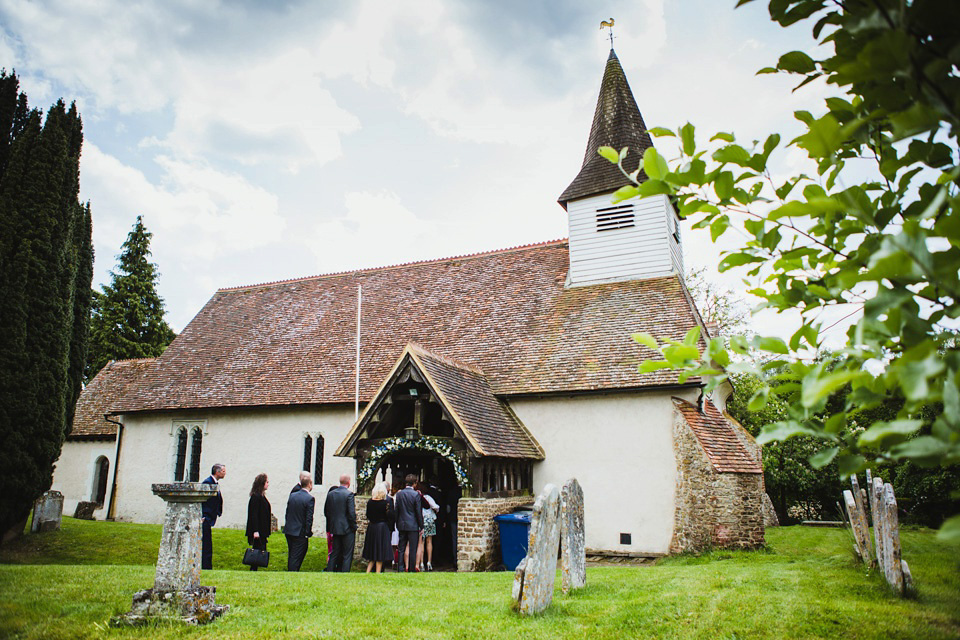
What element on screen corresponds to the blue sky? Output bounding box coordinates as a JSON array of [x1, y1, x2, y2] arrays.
[[1, 0, 827, 337]]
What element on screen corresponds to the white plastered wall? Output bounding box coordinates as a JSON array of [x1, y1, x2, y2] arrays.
[[52, 439, 117, 520], [114, 406, 357, 533], [510, 388, 699, 555]]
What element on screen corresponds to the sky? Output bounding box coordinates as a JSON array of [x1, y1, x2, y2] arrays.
[[0, 0, 831, 339]]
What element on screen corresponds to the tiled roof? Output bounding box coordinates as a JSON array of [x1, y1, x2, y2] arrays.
[[673, 397, 762, 474], [70, 359, 156, 438], [337, 344, 543, 460], [115, 240, 703, 414], [412, 345, 544, 459], [558, 49, 654, 205]]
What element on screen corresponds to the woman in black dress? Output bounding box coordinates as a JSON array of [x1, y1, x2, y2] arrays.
[[362, 484, 395, 573], [245, 473, 271, 571]]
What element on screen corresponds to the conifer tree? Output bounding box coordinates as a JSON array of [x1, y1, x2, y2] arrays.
[[87, 216, 176, 380], [0, 71, 93, 541]]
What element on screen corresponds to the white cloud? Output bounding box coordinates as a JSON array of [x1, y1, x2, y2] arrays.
[[81, 143, 285, 263]]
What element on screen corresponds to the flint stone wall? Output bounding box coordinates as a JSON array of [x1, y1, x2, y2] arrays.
[[353, 494, 533, 571], [671, 412, 764, 552]]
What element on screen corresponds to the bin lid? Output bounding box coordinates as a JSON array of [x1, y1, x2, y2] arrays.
[[494, 512, 531, 523]]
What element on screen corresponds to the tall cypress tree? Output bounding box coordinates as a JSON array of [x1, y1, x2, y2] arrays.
[[87, 216, 175, 380], [0, 72, 93, 540]]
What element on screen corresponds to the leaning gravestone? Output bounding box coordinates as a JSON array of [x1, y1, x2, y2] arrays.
[[74, 501, 97, 520], [113, 483, 228, 625], [850, 475, 873, 564], [560, 478, 586, 594], [30, 491, 63, 533], [512, 484, 560, 615]]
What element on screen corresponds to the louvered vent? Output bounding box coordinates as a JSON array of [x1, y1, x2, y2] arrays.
[[596, 204, 634, 232]]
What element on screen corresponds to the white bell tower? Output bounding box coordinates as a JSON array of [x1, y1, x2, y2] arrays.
[[558, 49, 683, 287]]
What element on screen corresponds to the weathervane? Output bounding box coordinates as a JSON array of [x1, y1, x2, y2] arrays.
[[600, 17, 615, 48]]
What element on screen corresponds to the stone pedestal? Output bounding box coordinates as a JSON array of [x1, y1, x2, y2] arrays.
[[30, 491, 63, 533], [560, 478, 585, 594], [512, 484, 560, 615], [113, 483, 228, 626]]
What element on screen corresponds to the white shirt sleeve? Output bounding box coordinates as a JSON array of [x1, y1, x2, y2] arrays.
[[424, 494, 439, 512]]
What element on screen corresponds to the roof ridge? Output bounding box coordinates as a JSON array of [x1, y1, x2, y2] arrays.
[[218, 238, 568, 293], [407, 342, 485, 377]]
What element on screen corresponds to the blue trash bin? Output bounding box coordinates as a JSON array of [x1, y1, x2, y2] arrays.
[[494, 512, 532, 570]]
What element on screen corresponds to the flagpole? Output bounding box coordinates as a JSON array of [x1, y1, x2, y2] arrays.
[[355, 284, 362, 421]]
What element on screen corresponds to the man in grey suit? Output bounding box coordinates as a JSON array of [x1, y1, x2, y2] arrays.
[[284, 471, 314, 572], [394, 474, 424, 572], [323, 474, 357, 572]]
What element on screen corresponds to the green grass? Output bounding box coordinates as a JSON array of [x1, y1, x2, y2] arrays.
[[0, 519, 958, 639]]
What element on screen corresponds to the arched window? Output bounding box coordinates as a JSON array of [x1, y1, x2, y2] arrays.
[[188, 428, 203, 482], [303, 435, 313, 473], [174, 427, 188, 481], [314, 435, 324, 485], [94, 456, 109, 506]]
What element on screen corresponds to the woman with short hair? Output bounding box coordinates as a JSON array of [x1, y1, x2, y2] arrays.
[[362, 483, 395, 573], [245, 473, 271, 571]]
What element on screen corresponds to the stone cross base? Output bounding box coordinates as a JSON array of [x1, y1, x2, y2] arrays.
[[112, 587, 228, 626]]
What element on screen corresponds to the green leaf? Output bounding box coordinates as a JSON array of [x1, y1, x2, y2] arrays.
[[809, 447, 838, 469], [643, 147, 669, 181], [710, 215, 729, 242], [777, 50, 816, 73], [718, 252, 764, 272], [631, 332, 660, 351], [889, 436, 951, 464], [801, 369, 865, 408], [663, 343, 700, 366], [756, 420, 817, 445], [937, 515, 960, 542], [680, 123, 695, 155], [837, 454, 866, 477], [637, 360, 676, 374], [710, 132, 735, 143], [683, 326, 701, 346], [715, 172, 734, 200], [748, 387, 769, 411], [647, 127, 675, 137], [858, 420, 924, 448], [754, 336, 789, 355], [598, 146, 620, 164], [611, 185, 640, 203]]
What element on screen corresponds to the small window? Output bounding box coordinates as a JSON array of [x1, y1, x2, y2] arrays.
[[94, 457, 109, 506], [303, 435, 313, 473], [620, 532, 632, 545], [188, 428, 203, 482], [314, 435, 324, 485], [596, 204, 635, 232], [174, 427, 188, 481]]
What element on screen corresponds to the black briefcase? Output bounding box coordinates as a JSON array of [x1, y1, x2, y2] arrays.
[[242, 547, 270, 568]]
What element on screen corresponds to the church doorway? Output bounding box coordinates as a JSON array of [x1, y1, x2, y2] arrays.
[[374, 451, 462, 570]]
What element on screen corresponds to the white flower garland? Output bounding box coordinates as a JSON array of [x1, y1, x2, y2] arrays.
[[357, 436, 472, 488]]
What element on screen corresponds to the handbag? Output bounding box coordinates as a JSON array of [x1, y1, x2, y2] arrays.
[[242, 547, 270, 568]]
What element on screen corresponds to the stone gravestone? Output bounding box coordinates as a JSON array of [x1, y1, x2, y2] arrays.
[[512, 484, 560, 615], [30, 491, 63, 533], [869, 476, 913, 596], [842, 489, 870, 563], [74, 501, 97, 520], [762, 493, 779, 528], [850, 475, 873, 564], [113, 483, 228, 626], [560, 478, 586, 594]]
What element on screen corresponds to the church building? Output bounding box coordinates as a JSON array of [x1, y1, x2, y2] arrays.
[[53, 49, 765, 570]]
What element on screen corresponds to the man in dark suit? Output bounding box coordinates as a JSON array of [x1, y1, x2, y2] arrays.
[[394, 474, 423, 572], [201, 463, 226, 570], [284, 471, 315, 571], [323, 473, 357, 572]]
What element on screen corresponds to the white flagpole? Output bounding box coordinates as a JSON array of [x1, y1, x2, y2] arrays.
[[355, 284, 362, 420]]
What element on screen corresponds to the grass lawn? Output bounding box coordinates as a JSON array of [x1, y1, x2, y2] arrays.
[[0, 518, 957, 639]]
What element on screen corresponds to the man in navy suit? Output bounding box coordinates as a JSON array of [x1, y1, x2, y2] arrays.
[[284, 471, 315, 572], [394, 474, 424, 572], [201, 463, 226, 570], [323, 474, 357, 572]]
